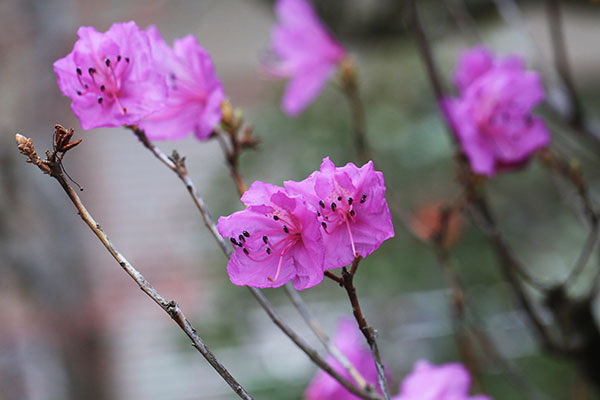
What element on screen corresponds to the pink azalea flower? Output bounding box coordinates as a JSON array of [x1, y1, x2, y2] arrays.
[[393, 360, 490, 400], [139, 26, 225, 141], [217, 182, 325, 290], [446, 47, 550, 176], [54, 21, 167, 129], [268, 0, 346, 116], [285, 157, 394, 270], [305, 318, 386, 400]]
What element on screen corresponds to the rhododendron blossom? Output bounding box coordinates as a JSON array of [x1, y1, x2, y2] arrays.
[[139, 26, 225, 141], [268, 0, 346, 116], [393, 360, 490, 400], [445, 47, 550, 176], [54, 21, 166, 129], [305, 318, 386, 400], [217, 182, 325, 290], [285, 157, 394, 269]]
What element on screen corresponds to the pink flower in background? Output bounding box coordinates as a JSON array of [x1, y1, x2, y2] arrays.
[[393, 360, 490, 400], [217, 182, 325, 290], [305, 318, 385, 400], [139, 26, 225, 141], [268, 0, 346, 116], [446, 47, 550, 176], [285, 157, 394, 269], [54, 21, 166, 129]]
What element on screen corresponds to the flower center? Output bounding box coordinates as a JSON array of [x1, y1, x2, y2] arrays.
[[75, 55, 131, 115], [228, 209, 302, 283], [317, 192, 367, 258]]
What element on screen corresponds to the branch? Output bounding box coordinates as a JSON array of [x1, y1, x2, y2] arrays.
[[16, 128, 254, 400], [283, 283, 372, 392], [339, 57, 372, 164], [545, 0, 584, 128], [341, 259, 391, 400], [128, 126, 230, 256], [129, 126, 377, 399]]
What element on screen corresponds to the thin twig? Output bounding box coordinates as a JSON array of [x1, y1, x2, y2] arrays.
[[128, 126, 230, 256], [341, 259, 391, 400], [339, 58, 372, 164], [249, 288, 382, 400], [325, 270, 344, 284], [545, 0, 584, 128], [129, 126, 377, 399], [283, 283, 372, 391], [16, 130, 254, 400]]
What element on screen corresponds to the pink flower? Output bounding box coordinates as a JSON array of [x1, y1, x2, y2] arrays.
[[54, 21, 167, 129], [268, 0, 346, 116], [305, 318, 385, 400], [217, 182, 325, 290], [285, 157, 394, 270], [393, 360, 490, 400], [139, 26, 225, 141], [446, 47, 550, 176]]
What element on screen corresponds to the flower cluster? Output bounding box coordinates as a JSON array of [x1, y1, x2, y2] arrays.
[[266, 0, 346, 116], [445, 46, 550, 177], [217, 157, 394, 290], [54, 21, 223, 140]]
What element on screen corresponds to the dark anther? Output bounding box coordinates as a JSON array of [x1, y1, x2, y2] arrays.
[[243, 230, 250, 237], [317, 211, 321, 217], [273, 215, 279, 221], [322, 221, 327, 228], [283, 225, 289, 233], [105, 58, 111, 67], [230, 237, 238, 245], [350, 210, 355, 216], [266, 248, 271, 254], [88, 67, 96, 75], [348, 197, 353, 205], [263, 235, 268, 244], [76, 67, 82, 75], [100, 85, 105, 92], [97, 97, 103, 104], [238, 234, 245, 243], [76, 90, 82, 96], [331, 202, 337, 212], [125, 57, 130, 63], [360, 193, 367, 203], [117, 55, 122, 62], [243, 248, 249, 255], [319, 200, 325, 208], [337, 196, 342, 201]]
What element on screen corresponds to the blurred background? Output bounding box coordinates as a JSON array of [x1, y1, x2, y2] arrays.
[[1, 0, 600, 399]]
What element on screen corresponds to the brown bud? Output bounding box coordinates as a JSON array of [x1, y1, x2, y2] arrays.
[[339, 56, 357, 88], [15, 133, 34, 155], [221, 99, 234, 127]]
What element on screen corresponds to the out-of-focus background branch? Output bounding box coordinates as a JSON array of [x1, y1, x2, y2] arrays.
[[2, 0, 600, 399]]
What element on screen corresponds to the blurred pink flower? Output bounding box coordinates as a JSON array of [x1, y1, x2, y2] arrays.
[[393, 360, 490, 400], [268, 0, 346, 116], [54, 21, 166, 129], [139, 26, 225, 141], [305, 318, 385, 400], [446, 47, 550, 176], [285, 157, 394, 269], [217, 182, 325, 290]]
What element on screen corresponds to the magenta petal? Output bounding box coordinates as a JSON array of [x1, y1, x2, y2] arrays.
[[140, 27, 224, 141], [282, 62, 335, 116], [267, 0, 345, 116], [395, 360, 491, 400]]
